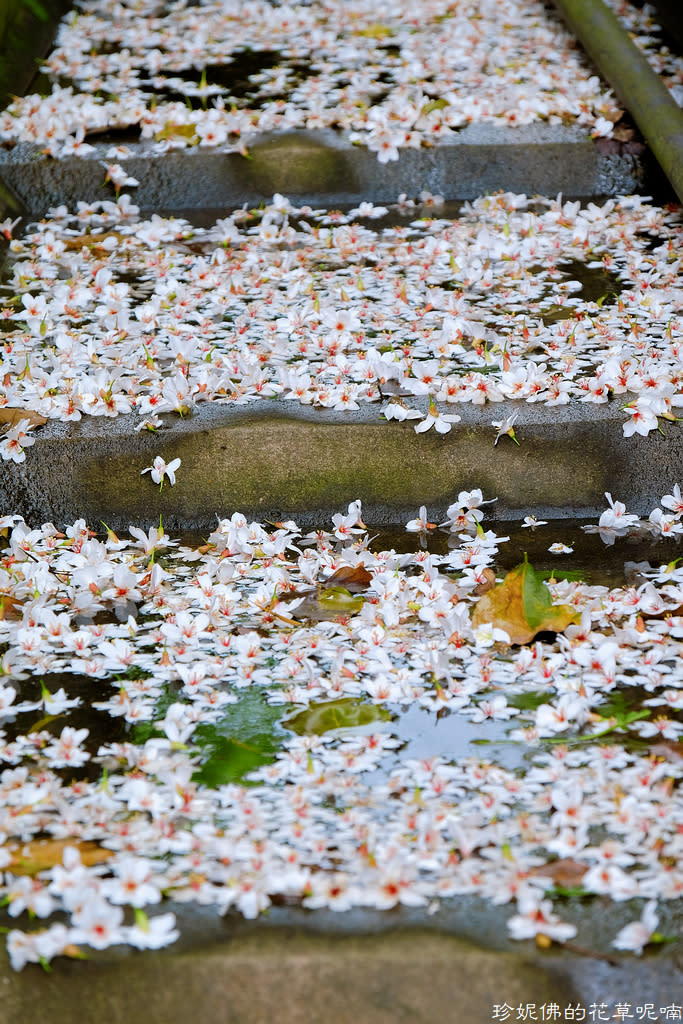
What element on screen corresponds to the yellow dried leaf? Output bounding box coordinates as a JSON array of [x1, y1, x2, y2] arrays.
[[155, 122, 199, 144], [355, 23, 394, 37], [5, 838, 114, 876], [0, 594, 22, 620], [62, 232, 128, 252], [317, 586, 365, 614], [471, 558, 579, 645]]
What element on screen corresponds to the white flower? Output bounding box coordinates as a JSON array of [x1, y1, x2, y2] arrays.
[[473, 622, 511, 648], [406, 506, 436, 532], [469, 695, 517, 721], [7, 930, 41, 971], [42, 686, 81, 714], [492, 411, 520, 445], [102, 856, 162, 907], [0, 419, 37, 464], [599, 493, 640, 530], [135, 414, 163, 432], [415, 401, 461, 434], [141, 455, 181, 487], [508, 886, 577, 943], [71, 900, 126, 950], [661, 484, 683, 516], [622, 400, 659, 437], [125, 912, 180, 950], [591, 116, 615, 138], [0, 216, 21, 240], [383, 401, 422, 421], [347, 202, 388, 220], [522, 516, 547, 529], [102, 163, 140, 189], [44, 726, 90, 768], [612, 901, 659, 955]]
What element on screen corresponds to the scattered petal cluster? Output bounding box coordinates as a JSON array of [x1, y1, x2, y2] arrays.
[[0, 490, 681, 968], [0, 0, 680, 162], [0, 190, 681, 461]]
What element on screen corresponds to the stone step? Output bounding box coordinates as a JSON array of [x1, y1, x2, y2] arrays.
[[0, 125, 657, 221], [1, 915, 681, 1024], [4, 397, 680, 532]]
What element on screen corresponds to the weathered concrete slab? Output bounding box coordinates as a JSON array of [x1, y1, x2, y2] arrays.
[[0, 125, 651, 219], [0, 915, 681, 1024], [2, 397, 680, 530], [0, 930, 559, 1024]]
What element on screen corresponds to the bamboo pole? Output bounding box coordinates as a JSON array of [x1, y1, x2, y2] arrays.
[[551, 0, 683, 203]]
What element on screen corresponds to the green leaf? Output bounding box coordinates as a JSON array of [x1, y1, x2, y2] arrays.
[[284, 698, 392, 736], [421, 99, 449, 116], [317, 587, 365, 614], [595, 689, 639, 720], [546, 886, 593, 899], [21, 0, 48, 21], [520, 557, 562, 631], [542, 570, 586, 583], [134, 908, 150, 931], [192, 690, 286, 787], [193, 736, 275, 787], [507, 690, 554, 711]]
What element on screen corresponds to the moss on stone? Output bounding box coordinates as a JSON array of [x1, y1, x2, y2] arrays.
[[239, 134, 360, 196], [73, 415, 610, 530]]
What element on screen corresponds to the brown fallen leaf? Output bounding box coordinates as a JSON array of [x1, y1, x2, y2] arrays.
[[538, 934, 620, 965], [0, 408, 47, 429], [528, 858, 588, 888], [612, 126, 635, 142], [4, 838, 114, 876], [563, 941, 620, 966], [280, 566, 372, 607], [471, 558, 579, 645], [472, 568, 497, 596], [325, 565, 372, 593]]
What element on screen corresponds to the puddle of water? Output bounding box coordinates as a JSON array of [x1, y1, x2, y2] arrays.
[[387, 702, 523, 772], [365, 520, 681, 589], [2, 671, 129, 783], [3, 516, 667, 792], [130, 50, 320, 111], [191, 688, 287, 787], [556, 258, 621, 306], [1, 505, 681, 972]]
